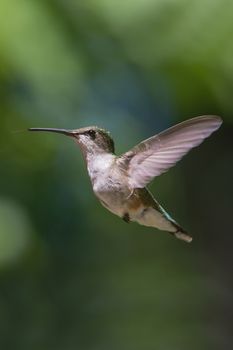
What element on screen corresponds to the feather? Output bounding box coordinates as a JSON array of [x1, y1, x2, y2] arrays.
[[118, 116, 222, 188]]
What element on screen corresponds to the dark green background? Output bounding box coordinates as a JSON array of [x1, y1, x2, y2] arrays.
[[0, 1, 232, 349]]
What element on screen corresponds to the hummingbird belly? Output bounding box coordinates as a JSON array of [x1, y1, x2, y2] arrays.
[[91, 163, 130, 217], [95, 185, 129, 217], [91, 163, 177, 233], [95, 183, 176, 232], [126, 192, 176, 231], [134, 206, 176, 231]]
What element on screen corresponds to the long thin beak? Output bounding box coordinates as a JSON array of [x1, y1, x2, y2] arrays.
[[28, 127, 77, 137]]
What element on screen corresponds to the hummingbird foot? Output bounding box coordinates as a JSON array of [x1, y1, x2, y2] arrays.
[[122, 213, 130, 223]]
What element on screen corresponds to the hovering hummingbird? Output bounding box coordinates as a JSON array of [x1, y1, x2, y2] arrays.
[[29, 115, 222, 243]]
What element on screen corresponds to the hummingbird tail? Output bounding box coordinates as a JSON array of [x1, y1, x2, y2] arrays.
[[174, 230, 193, 243], [163, 210, 193, 243]]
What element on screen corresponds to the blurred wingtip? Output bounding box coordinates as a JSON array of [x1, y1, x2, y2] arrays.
[[201, 115, 223, 126]]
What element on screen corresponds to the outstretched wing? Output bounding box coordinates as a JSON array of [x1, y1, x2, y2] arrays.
[[118, 116, 222, 189]]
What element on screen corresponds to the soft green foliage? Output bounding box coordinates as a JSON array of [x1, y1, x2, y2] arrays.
[[0, 1, 232, 349]]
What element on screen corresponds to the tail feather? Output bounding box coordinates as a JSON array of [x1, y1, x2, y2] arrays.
[[157, 204, 193, 243], [168, 218, 193, 243], [174, 230, 193, 243]]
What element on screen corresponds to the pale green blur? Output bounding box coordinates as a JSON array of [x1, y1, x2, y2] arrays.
[[0, 1, 232, 349]]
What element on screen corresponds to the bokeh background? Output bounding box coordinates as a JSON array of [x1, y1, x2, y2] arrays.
[[0, 0, 233, 349]]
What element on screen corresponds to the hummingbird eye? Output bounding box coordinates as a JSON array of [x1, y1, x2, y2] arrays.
[[88, 130, 96, 140]]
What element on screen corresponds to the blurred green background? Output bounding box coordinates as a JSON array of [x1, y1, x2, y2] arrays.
[[0, 0, 232, 349]]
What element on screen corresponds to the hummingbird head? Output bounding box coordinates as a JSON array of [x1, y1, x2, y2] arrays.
[[28, 126, 115, 154], [72, 126, 115, 154]]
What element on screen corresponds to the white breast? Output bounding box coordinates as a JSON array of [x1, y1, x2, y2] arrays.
[[86, 153, 128, 217], [87, 153, 115, 189]]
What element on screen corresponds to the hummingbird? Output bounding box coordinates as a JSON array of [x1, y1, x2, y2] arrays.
[[29, 115, 222, 243]]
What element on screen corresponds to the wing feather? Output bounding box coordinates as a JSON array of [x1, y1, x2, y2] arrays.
[[118, 116, 222, 188]]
